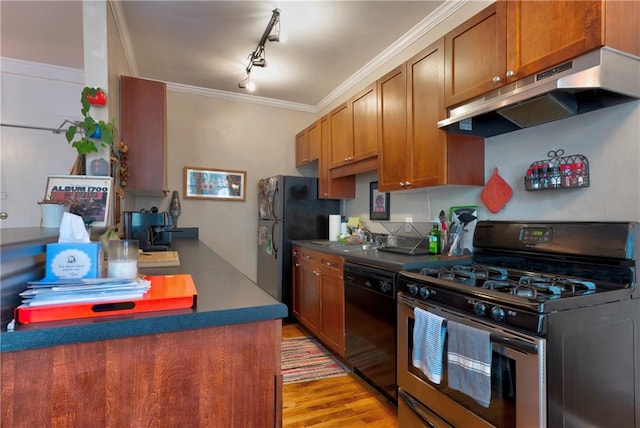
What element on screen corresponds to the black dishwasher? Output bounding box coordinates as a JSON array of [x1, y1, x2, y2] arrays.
[[344, 261, 397, 403]]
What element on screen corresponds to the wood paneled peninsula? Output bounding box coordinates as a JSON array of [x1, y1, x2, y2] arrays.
[[0, 229, 287, 428]]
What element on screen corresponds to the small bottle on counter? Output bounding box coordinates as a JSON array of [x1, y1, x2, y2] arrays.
[[429, 223, 441, 255]]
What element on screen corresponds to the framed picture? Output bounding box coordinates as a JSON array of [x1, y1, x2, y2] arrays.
[[184, 166, 246, 201], [45, 175, 113, 228], [369, 181, 390, 220]]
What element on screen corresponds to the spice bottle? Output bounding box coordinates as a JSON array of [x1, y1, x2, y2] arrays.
[[561, 164, 573, 188], [549, 165, 561, 188], [574, 162, 587, 187]]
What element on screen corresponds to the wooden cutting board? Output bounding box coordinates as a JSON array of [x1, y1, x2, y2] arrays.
[[138, 251, 181, 268]]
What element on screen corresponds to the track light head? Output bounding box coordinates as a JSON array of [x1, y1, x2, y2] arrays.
[[252, 57, 267, 67]]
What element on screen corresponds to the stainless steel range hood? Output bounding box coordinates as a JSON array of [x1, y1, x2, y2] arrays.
[[438, 47, 640, 137]]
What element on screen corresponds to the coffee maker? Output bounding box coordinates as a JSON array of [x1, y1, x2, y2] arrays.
[[122, 211, 173, 251]]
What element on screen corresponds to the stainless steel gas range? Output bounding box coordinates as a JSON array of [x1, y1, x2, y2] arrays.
[[397, 221, 640, 428]]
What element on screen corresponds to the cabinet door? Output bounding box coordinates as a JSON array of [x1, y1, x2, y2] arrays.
[[351, 83, 378, 162], [295, 130, 308, 166], [119, 76, 168, 194], [377, 64, 408, 192], [507, 1, 603, 80], [299, 260, 321, 336], [319, 117, 355, 199], [291, 247, 302, 318], [307, 122, 320, 162], [444, 2, 507, 107], [407, 39, 447, 188], [320, 273, 345, 356], [328, 103, 352, 168]]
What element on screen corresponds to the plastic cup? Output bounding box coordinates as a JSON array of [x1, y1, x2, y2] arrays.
[[107, 240, 139, 279]]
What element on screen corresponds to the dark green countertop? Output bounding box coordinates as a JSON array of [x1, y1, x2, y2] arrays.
[[1, 236, 287, 353], [291, 239, 470, 271]]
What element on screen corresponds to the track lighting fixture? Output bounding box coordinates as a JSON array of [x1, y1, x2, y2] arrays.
[[237, 72, 255, 91], [238, 8, 281, 91]]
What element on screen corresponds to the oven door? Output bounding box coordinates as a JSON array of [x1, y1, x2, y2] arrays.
[[397, 293, 546, 428]]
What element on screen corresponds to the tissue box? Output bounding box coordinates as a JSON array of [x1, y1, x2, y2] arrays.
[[45, 242, 103, 279]]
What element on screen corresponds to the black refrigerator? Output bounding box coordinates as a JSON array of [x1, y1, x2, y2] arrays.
[[257, 176, 340, 312]]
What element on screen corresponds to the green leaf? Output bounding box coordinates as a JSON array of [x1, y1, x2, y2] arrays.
[[65, 125, 77, 143]]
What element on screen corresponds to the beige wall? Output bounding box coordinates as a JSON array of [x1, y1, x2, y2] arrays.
[[134, 91, 315, 281]]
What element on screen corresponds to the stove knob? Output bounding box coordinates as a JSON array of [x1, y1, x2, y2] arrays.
[[408, 283, 419, 295], [491, 306, 506, 322], [419, 286, 430, 299], [473, 302, 487, 317], [380, 281, 392, 293]]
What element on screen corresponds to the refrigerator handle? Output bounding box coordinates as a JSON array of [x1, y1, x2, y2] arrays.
[[271, 221, 278, 259], [272, 181, 280, 220]]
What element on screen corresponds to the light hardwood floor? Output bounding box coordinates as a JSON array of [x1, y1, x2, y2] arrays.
[[282, 323, 398, 428]]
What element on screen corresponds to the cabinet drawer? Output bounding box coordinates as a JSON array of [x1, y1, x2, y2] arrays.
[[318, 253, 343, 276]]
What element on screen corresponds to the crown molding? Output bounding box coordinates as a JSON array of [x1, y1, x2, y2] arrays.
[[1, 57, 83, 83], [167, 82, 316, 113], [316, 0, 468, 112]]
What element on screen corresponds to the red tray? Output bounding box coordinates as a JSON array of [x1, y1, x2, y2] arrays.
[[15, 274, 198, 324]]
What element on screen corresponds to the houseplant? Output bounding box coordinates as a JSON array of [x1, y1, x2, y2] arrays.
[[65, 87, 117, 156]]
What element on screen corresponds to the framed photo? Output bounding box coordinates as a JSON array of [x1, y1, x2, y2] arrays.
[[45, 175, 113, 227], [184, 166, 246, 201], [369, 181, 390, 220]]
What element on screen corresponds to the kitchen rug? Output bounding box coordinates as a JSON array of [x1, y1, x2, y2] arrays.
[[281, 336, 349, 384]]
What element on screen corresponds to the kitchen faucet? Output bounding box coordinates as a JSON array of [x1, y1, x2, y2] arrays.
[[360, 229, 373, 242]]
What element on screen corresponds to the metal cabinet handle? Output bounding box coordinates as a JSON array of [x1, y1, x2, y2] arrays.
[[0, 212, 7, 220], [404, 181, 412, 187], [492, 75, 503, 84], [304, 255, 313, 260], [506, 70, 516, 78], [324, 261, 335, 267]]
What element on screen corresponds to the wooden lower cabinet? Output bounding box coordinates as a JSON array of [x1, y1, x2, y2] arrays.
[[292, 246, 345, 356], [1, 320, 282, 428]]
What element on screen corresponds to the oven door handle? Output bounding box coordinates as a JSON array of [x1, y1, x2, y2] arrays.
[[399, 389, 444, 428], [400, 299, 539, 355], [490, 334, 538, 354]]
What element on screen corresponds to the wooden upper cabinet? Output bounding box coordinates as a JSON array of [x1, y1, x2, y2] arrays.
[[119, 76, 168, 195], [378, 39, 484, 192], [329, 84, 377, 169], [444, 0, 638, 108], [505, 1, 603, 82], [318, 116, 355, 200], [377, 64, 408, 192], [407, 41, 447, 189], [350, 83, 378, 163], [295, 122, 320, 167], [444, 2, 506, 107], [328, 102, 351, 169]]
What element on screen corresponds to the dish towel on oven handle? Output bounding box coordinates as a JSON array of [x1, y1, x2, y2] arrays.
[[447, 320, 492, 407], [412, 307, 446, 384]]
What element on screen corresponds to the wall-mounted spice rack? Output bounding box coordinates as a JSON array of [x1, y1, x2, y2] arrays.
[[524, 149, 590, 191]]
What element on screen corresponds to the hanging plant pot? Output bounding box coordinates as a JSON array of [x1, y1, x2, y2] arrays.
[[88, 124, 101, 139]]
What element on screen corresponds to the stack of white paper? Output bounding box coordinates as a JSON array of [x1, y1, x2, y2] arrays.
[[19, 277, 151, 307]]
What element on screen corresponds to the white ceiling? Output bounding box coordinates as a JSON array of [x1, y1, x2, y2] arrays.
[[1, 1, 450, 108]]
